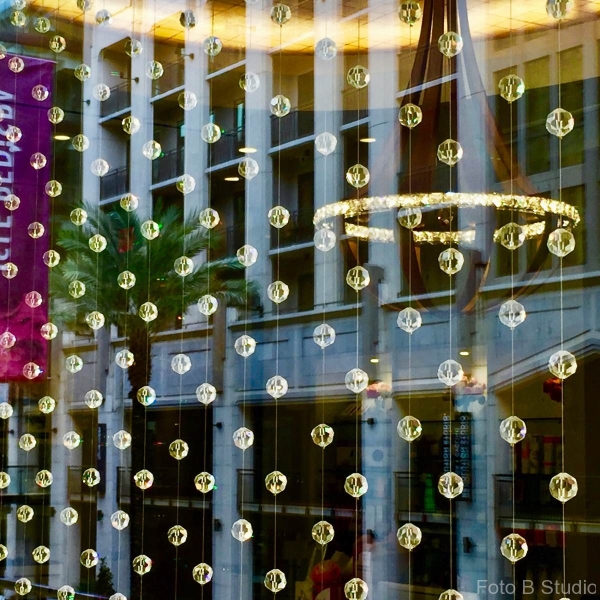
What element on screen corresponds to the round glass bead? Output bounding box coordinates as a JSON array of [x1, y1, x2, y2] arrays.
[[49, 35, 66, 53], [91, 158, 110, 177], [38, 396, 56, 413], [81, 549, 99, 568], [194, 472, 215, 493], [137, 385, 156, 407], [4, 194, 20, 211], [19, 434, 37, 451], [14, 579, 32, 596], [134, 469, 154, 490], [546, 108, 574, 138], [201, 123, 221, 143], [34, 16, 51, 32], [499, 416, 527, 445], [29, 222, 46, 238], [346, 266, 370, 291], [397, 307, 422, 333], [240, 72, 260, 93], [58, 585, 76, 600], [271, 3, 291, 24], [120, 194, 138, 212], [132, 555, 152, 575], [93, 83, 111, 101], [84, 389, 103, 409], [0, 332, 15, 349], [125, 39, 142, 57], [0, 544, 7, 559], [0, 472, 11, 489], [438, 359, 464, 387], [546, 0, 572, 19], [501, 533, 528, 563], [122, 116, 140, 135], [74, 64, 91, 81], [35, 470, 53, 488], [32, 545, 50, 563], [82, 467, 101, 487], [0, 45, 5, 59], [235, 334, 256, 357], [315, 37, 337, 60], [549, 472, 578, 502], [169, 439, 189, 460], [547, 228, 575, 257], [63, 431, 81, 450], [498, 222, 525, 250], [266, 375, 288, 398], [311, 423, 334, 448], [314, 227, 336, 251], [117, 270, 136, 289], [549, 350, 577, 380], [312, 521, 335, 545], [439, 590, 463, 600], [68, 280, 86, 298], [17, 505, 34, 522], [167, 524, 188, 545], [233, 427, 254, 450], [32, 84, 49, 101], [313, 323, 335, 348], [438, 32, 463, 57], [398, 1, 422, 24], [193, 563, 213, 585], [111, 510, 130, 530], [41, 322, 58, 339], [48, 106, 65, 123], [238, 158, 259, 180], [397, 416, 422, 442], [499, 74, 525, 102], [60, 507, 78, 526], [345, 368, 368, 393], [265, 569, 287, 593], [199, 207, 220, 229], [344, 473, 368, 498], [95, 8, 112, 24], [397, 523, 422, 550], [346, 164, 370, 188], [438, 472, 464, 498], [139, 301, 158, 322], [347, 66, 370, 89], [231, 518, 253, 542], [142, 140, 161, 160], [0, 403, 12, 419], [178, 91, 197, 110], [141, 220, 160, 240], [267, 281, 289, 304], [5, 126, 22, 142], [145, 61, 164, 80], [85, 311, 105, 330], [315, 132, 337, 156], [113, 430, 132, 450], [171, 353, 191, 374], [438, 248, 464, 275], [203, 36, 222, 57], [3, 263, 18, 279], [196, 383, 216, 405], [23, 362, 41, 379], [179, 9, 196, 27], [265, 470, 287, 495], [268, 205, 290, 228], [115, 349, 134, 369], [70, 208, 87, 225], [45, 179, 62, 197], [437, 139, 463, 166], [499, 299, 526, 329], [270, 95, 291, 118], [198, 294, 219, 316], [345, 578, 368, 600], [398, 103, 423, 128], [176, 174, 196, 194], [65, 354, 84, 373], [30, 153, 47, 170], [8, 56, 25, 71]]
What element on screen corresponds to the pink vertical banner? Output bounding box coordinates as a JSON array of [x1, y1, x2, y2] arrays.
[[0, 55, 54, 380]]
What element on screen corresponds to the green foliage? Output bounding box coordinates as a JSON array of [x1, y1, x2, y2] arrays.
[[95, 557, 116, 597]]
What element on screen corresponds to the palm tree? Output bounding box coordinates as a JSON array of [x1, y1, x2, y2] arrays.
[[52, 202, 258, 597]]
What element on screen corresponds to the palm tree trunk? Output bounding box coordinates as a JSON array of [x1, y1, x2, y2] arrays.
[[127, 327, 152, 600]]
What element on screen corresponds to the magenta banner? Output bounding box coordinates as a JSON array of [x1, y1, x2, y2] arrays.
[[0, 55, 54, 381]]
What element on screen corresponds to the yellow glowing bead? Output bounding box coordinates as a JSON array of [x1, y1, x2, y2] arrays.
[[438, 472, 464, 498], [265, 569, 287, 593], [167, 525, 187, 546], [81, 549, 99, 568], [549, 472, 578, 503], [132, 554, 152, 575], [344, 473, 368, 498], [194, 472, 215, 493], [265, 470, 287, 495], [134, 469, 154, 490], [397, 523, 422, 550], [500, 533, 528, 563]]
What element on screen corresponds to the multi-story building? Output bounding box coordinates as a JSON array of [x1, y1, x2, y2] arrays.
[[1, 0, 600, 598]]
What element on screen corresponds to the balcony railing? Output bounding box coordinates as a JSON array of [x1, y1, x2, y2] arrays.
[[100, 167, 128, 200], [270, 108, 314, 147], [152, 147, 184, 184], [1, 466, 49, 496], [270, 207, 314, 248], [211, 129, 243, 166], [342, 89, 368, 125], [152, 61, 184, 97], [100, 81, 131, 118]]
